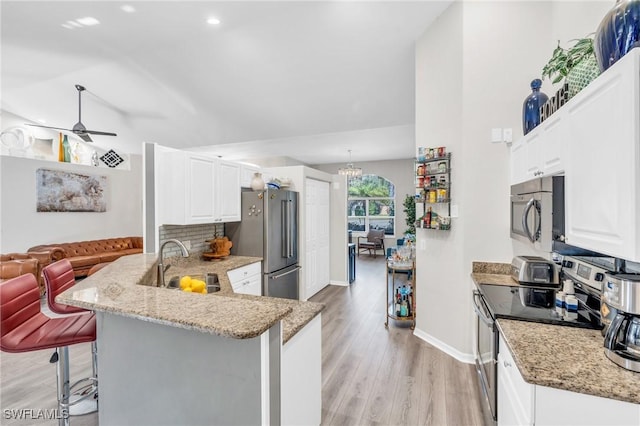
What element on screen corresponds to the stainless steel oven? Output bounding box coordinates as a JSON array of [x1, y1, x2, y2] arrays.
[[473, 290, 497, 425]]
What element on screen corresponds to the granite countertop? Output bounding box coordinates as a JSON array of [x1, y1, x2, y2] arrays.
[[471, 261, 518, 287], [497, 319, 640, 405], [471, 261, 640, 405], [57, 254, 324, 344]]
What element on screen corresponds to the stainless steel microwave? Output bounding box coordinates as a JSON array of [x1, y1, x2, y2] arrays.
[[510, 176, 564, 252]]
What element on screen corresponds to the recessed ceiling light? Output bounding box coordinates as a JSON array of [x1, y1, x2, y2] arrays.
[[207, 17, 221, 25], [76, 16, 100, 26], [121, 5, 136, 13]]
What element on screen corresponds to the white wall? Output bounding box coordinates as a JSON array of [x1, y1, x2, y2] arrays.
[[330, 174, 348, 286], [414, 1, 610, 361], [0, 155, 143, 252], [414, 0, 466, 360]]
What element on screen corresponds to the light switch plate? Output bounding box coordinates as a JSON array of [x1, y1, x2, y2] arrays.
[[183, 240, 191, 250], [450, 205, 459, 218], [503, 128, 513, 143], [491, 128, 503, 143]]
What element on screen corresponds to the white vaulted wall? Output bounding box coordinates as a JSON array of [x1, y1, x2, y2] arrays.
[[414, 1, 611, 360], [0, 155, 143, 252]]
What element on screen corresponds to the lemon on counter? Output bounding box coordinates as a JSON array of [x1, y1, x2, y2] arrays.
[[180, 276, 192, 289], [183, 287, 193, 292], [200, 288, 207, 294], [191, 279, 206, 293]]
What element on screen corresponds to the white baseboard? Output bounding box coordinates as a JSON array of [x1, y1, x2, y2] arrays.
[[413, 328, 475, 364], [329, 280, 349, 287]]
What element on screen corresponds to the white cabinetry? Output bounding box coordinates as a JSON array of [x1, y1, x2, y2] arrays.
[[498, 333, 640, 426], [216, 160, 241, 222], [156, 148, 241, 225], [510, 113, 566, 185], [564, 49, 640, 261], [498, 336, 534, 426], [228, 262, 262, 296]]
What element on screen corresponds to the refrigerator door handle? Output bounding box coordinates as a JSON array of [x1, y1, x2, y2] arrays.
[[287, 200, 293, 258], [281, 200, 288, 258], [270, 265, 301, 280]]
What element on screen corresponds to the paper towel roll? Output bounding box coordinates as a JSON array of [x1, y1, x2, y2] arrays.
[[563, 279, 575, 294]]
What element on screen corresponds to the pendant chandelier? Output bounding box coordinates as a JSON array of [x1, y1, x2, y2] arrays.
[[338, 149, 362, 178]]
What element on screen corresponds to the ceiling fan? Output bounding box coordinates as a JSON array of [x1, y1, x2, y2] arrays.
[[26, 84, 117, 142]]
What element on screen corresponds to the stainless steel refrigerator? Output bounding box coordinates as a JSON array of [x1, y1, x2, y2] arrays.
[[228, 189, 300, 299]]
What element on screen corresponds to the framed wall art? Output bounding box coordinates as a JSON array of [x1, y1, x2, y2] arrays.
[[36, 168, 107, 212]]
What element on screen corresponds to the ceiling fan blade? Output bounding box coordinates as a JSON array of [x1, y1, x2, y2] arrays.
[[25, 85, 117, 142], [85, 129, 117, 137], [25, 123, 73, 132], [75, 132, 93, 143]]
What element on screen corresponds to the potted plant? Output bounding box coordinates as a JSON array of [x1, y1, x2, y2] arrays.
[[542, 36, 600, 99], [403, 194, 416, 235]]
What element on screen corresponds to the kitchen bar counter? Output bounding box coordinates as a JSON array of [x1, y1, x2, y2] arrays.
[[62, 253, 324, 425], [58, 253, 324, 343], [472, 261, 640, 405]]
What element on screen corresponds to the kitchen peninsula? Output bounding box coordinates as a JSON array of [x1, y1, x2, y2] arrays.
[[57, 254, 324, 426]]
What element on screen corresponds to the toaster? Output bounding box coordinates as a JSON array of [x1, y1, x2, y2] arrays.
[[511, 256, 560, 286]]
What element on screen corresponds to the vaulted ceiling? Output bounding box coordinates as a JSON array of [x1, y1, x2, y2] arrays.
[[1, 1, 451, 164]]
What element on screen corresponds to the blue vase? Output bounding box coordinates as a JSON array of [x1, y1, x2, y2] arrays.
[[522, 79, 548, 135], [594, 0, 640, 72]]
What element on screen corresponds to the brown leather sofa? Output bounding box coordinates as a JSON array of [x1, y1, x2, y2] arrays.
[[0, 251, 54, 295], [28, 237, 143, 278]]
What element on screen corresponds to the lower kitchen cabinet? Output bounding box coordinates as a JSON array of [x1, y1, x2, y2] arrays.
[[498, 335, 533, 426], [228, 261, 262, 296], [498, 334, 640, 426]]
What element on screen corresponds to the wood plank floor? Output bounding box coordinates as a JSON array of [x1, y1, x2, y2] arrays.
[[311, 255, 485, 426], [0, 256, 484, 425]]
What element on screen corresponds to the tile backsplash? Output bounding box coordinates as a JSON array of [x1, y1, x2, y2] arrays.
[[159, 223, 224, 258]]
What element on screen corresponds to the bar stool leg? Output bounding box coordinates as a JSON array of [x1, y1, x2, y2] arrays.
[[55, 347, 71, 426], [52, 344, 98, 424]]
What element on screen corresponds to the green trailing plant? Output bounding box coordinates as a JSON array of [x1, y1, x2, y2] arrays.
[[542, 36, 596, 83], [403, 194, 416, 235]]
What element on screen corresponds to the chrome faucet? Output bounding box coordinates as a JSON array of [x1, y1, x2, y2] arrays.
[[157, 239, 189, 287]]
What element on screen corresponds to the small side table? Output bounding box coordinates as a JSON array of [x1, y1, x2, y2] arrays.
[[385, 260, 416, 329]]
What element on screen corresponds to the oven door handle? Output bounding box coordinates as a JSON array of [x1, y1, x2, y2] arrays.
[[473, 290, 494, 327]]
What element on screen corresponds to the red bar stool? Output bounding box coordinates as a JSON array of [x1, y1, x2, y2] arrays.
[[0, 274, 96, 426], [42, 259, 98, 417]]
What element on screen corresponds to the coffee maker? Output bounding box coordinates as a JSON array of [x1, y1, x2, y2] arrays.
[[602, 273, 640, 372]]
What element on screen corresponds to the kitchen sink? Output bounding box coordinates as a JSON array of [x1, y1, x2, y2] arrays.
[[166, 273, 220, 293]]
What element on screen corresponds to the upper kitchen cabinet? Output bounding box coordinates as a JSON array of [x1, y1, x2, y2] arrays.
[[156, 148, 241, 225], [564, 48, 640, 261], [215, 160, 241, 222], [510, 111, 566, 185]]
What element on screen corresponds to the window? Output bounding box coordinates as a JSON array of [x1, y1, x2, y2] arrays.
[[347, 174, 395, 236]]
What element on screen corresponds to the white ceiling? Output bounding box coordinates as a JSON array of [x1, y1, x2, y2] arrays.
[[1, 1, 451, 164]]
